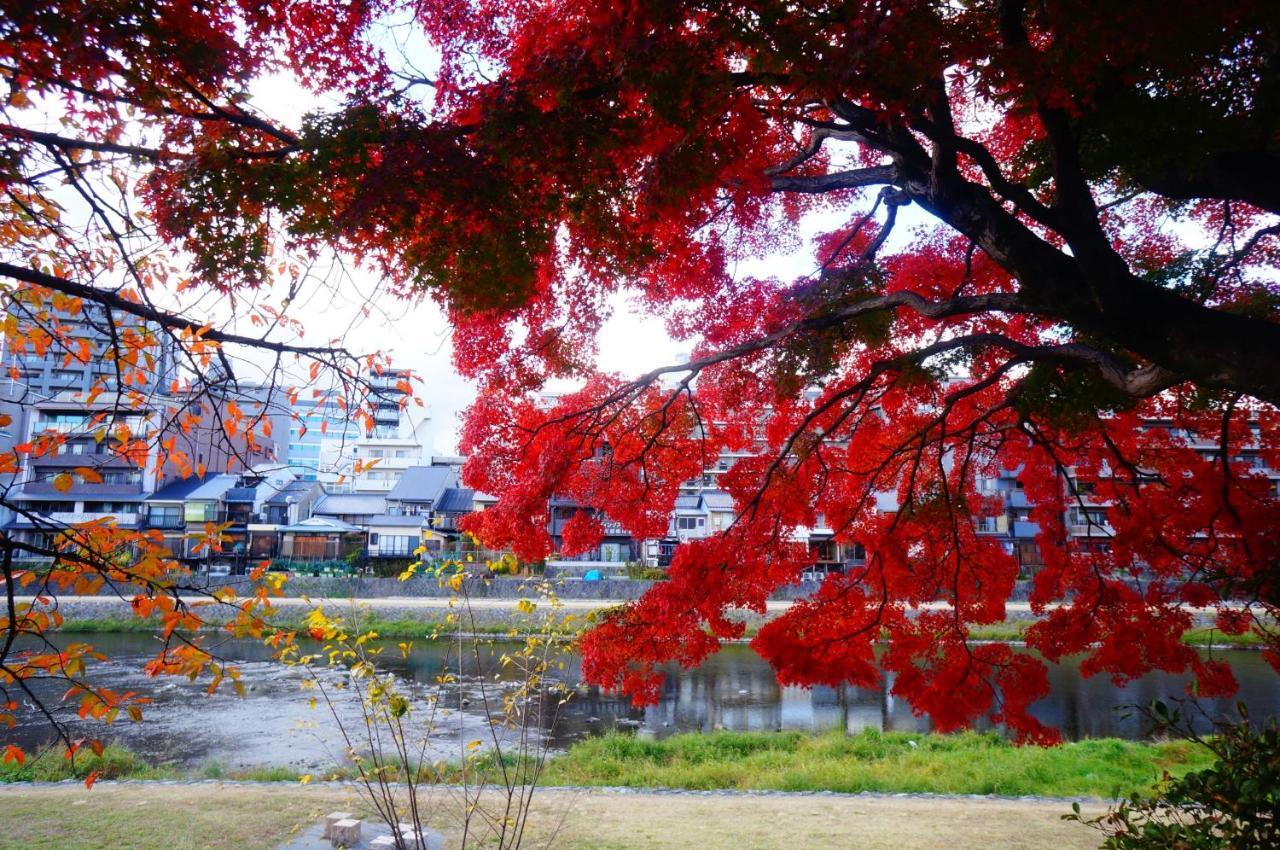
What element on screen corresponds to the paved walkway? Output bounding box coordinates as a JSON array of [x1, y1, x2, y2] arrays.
[[20, 594, 1253, 614], [19, 594, 1056, 613]]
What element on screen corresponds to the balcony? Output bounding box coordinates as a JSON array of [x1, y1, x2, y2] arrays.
[[47, 511, 140, 527], [22, 481, 144, 497], [1068, 522, 1113, 537], [144, 514, 186, 530]]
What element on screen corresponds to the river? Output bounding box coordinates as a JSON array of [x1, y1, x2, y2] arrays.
[[6, 633, 1278, 772]]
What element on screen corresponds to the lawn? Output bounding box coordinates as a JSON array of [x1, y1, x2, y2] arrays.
[[542, 729, 1214, 798], [0, 783, 1106, 850], [0, 729, 1213, 800]]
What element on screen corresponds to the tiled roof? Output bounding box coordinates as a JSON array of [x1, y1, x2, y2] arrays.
[[147, 474, 221, 502], [701, 490, 735, 510], [436, 487, 474, 514], [386, 464, 456, 503], [280, 515, 364, 534], [367, 514, 427, 528], [313, 493, 387, 516], [265, 480, 320, 506], [184, 475, 240, 501]]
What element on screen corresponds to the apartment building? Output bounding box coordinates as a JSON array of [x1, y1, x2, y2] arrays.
[[286, 368, 428, 492]]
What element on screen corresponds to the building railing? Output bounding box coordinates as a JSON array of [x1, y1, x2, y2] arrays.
[[45, 511, 140, 526], [1068, 523, 1114, 537]]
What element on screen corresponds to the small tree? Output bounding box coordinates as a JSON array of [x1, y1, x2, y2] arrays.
[[282, 566, 575, 849]]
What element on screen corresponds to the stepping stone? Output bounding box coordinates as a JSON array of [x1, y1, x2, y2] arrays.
[[323, 813, 353, 840], [369, 838, 398, 850], [329, 818, 362, 848]]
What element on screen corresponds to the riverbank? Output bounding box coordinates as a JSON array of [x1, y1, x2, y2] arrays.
[[0, 730, 1213, 799], [0, 782, 1108, 850], [45, 602, 1265, 648]]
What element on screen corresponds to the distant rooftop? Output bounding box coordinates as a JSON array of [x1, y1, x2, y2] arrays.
[[436, 487, 474, 514], [313, 492, 387, 516], [146, 474, 237, 502], [386, 464, 457, 503]]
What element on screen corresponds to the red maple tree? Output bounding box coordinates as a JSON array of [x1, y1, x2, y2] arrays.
[[4, 0, 1280, 743]]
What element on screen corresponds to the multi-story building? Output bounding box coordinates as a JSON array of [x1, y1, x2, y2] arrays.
[[5, 395, 165, 558], [0, 299, 177, 401], [285, 393, 357, 482], [286, 368, 428, 491]]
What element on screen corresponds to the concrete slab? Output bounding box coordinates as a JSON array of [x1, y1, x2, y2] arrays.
[[274, 819, 445, 850]]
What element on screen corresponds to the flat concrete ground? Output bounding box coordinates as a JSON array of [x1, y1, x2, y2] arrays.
[[0, 783, 1105, 850]]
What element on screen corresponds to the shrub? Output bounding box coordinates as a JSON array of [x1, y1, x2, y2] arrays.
[[1067, 704, 1280, 849]]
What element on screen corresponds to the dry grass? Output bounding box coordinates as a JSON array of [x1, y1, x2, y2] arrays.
[[0, 783, 1105, 850]]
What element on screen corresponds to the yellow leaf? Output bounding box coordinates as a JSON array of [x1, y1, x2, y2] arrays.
[[299, 773, 312, 785]]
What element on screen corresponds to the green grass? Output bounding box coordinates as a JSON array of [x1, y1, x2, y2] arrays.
[[50, 615, 553, 639], [0, 729, 1216, 798], [0, 743, 179, 782], [541, 729, 1215, 798], [57, 614, 1267, 647], [962, 621, 1263, 647]]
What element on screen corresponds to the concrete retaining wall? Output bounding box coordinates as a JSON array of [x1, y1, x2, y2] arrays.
[[89, 574, 1039, 602]]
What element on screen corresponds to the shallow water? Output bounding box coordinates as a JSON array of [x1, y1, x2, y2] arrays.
[[6, 633, 1278, 771]]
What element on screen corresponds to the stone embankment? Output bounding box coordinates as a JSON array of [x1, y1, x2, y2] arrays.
[[77, 573, 1042, 601], [25, 588, 1234, 633], [27, 574, 1245, 633]]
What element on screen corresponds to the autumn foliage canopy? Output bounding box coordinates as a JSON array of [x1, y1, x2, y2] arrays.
[[3, 0, 1280, 745]]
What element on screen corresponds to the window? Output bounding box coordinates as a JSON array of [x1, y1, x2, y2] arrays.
[[185, 502, 217, 522], [148, 506, 183, 526], [975, 515, 1005, 533], [676, 517, 705, 530], [83, 502, 139, 514], [378, 535, 417, 556], [1069, 507, 1109, 526]]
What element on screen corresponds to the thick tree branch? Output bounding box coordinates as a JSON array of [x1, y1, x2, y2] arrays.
[[770, 165, 898, 193], [0, 261, 359, 360], [1138, 152, 1280, 215], [0, 124, 186, 161]]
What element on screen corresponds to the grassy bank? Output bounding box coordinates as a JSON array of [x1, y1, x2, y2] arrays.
[[51, 615, 536, 639], [964, 621, 1262, 647], [0, 744, 179, 782], [1, 730, 1214, 799], [53, 614, 1267, 647], [541, 729, 1213, 798]]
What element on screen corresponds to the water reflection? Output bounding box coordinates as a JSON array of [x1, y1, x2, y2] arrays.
[[5, 633, 1278, 770]]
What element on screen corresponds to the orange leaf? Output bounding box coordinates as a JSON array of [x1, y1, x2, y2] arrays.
[[75, 467, 104, 484], [51, 472, 74, 493], [2, 744, 24, 765], [84, 769, 98, 790]]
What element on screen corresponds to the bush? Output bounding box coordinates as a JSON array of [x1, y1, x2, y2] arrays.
[[1067, 704, 1280, 849], [624, 562, 669, 581]]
